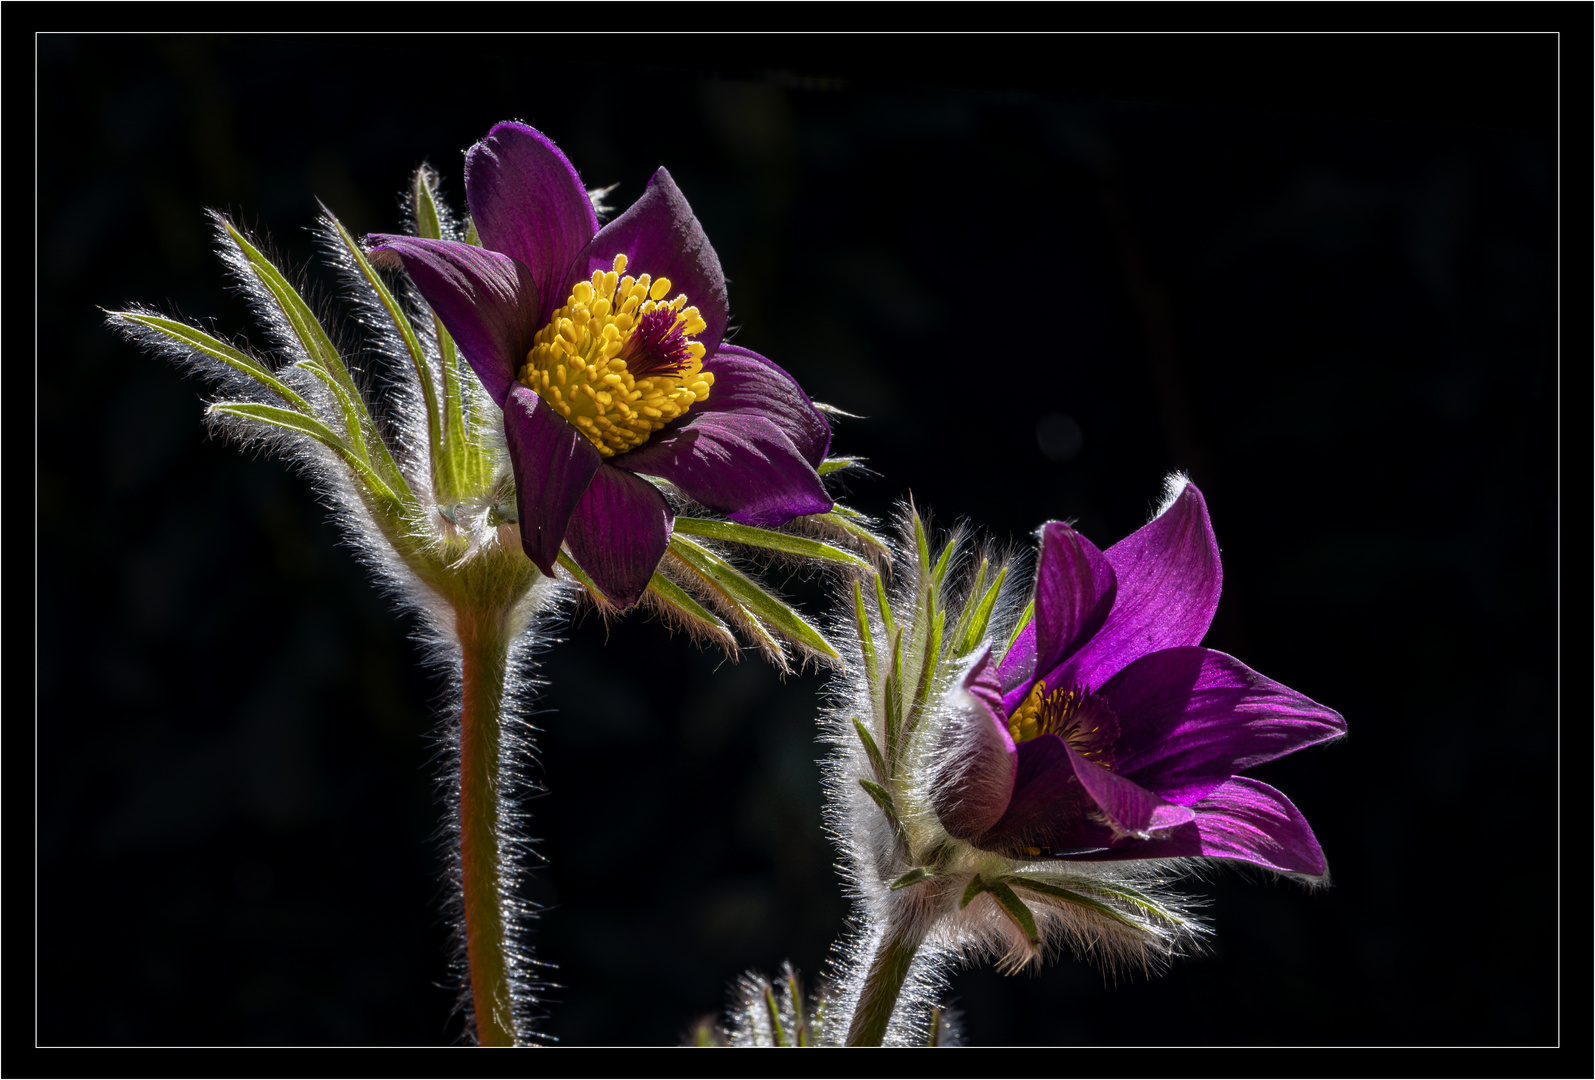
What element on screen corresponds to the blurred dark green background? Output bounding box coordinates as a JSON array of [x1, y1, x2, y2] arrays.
[[37, 35, 1558, 1046]]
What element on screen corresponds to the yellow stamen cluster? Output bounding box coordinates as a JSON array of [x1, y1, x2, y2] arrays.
[[517, 254, 713, 457], [1007, 680, 1115, 767]]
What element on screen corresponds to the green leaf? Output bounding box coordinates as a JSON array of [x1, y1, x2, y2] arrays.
[[1002, 598, 1035, 663], [413, 168, 444, 242], [949, 557, 987, 655], [958, 565, 1009, 657], [874, 573, 895, 638], [930, 539, 955, 594], [113, 312, 314, 414], [672, 517, 870, 573], [1006, 876, 1145, 930], [858, 778, 907, 847], [1062, 879, 1184, 925], [888, 866, 932, 891], [985, 879, 1041, 947], [960, 875, 987, 910], [762, 983, 788, 1047], [785, 968, 811, 1047], [852, 717, 888, 786], [852, 579, 878, 699], [210, 402, 401, 510], [818, 456, 863, 476], [325, 212, 446, 494], [906, 607, 944, 736], [222, 222, 412, 501], [884, 629, 904, 766], [292, 356, 373, 463], [412, 171, 489, 495], [805, 509, 891, 565], [669, 536, 838, 658], [646, 571, 732, 638], [556, 550, 606, 602]]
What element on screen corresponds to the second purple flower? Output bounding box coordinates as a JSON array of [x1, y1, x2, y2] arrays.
[[369, 122, 834, 607]]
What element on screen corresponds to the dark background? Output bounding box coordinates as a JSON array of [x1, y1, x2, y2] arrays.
[[36, 34, 1565, 1047]]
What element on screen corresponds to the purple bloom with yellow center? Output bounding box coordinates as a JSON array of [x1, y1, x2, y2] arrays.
[[933, 479, 1345, 876], [368, 122, 833, 607]]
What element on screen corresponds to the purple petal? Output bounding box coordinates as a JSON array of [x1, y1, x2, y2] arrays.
[[1032, 522, 1117, 682], [996, 621, 1037, 699], [502, 384, 601, 576], [577, 168, 729, 359], [366, 235, 537, 405], [564, 465, 674, 609], [931, 650, 1018, 840], [1046, 479, 1223, 693], [1072, 777, 1330, 877], [612, 411, 831, 529], [464, 122, 598, 329], [1103, 647, 1347, 805], [980, 736, 1195, 854], [1065, 745, 1196, 837], [695, 344, 831, 467], [977, 735, 1107, 854]]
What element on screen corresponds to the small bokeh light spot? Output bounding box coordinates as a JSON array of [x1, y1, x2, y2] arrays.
[[1036, 412, 1083, 462]]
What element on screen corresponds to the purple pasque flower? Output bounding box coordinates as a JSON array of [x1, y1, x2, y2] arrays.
[[367, 122, 833, 607], [933, 478, 1345, 877]]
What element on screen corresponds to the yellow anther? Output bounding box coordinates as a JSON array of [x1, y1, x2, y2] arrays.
[[514, 253, 714, 457]]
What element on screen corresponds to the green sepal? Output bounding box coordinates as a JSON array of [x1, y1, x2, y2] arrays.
[[672, 517, 871, 573], [985, 878, 1041, 947], [858, 778, 908, 847], [852, 579, 878, 699], [113, 312, 314, 414], [1002, 598, 1036, 663], [464, 217, 480, 246], [556, 550, 607, 601], [888, 866, 932, 891], [818, 456, 862, 476], [646, 571, 732, 638], [667, 536, 836, 658], [1006, 876, 1145, 930], [852, 717, 888, 786], [958, 565, 1009, 657], [209, 402, 401, 511], [762, 983, 789, 1047], [913, 511, 931, 577]]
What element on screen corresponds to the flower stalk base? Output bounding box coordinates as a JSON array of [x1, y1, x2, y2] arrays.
[[458, 606, 517, 1047], [845, 919, 929, 1047]]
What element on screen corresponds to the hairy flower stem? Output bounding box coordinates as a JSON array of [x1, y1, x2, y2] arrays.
[[845, 918, 929, 1047], [457, 606, 517, 1047]]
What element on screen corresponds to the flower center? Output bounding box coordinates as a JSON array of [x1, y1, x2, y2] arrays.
[[1006, 680, 1119, 767], [517, 254, 714, 458]]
